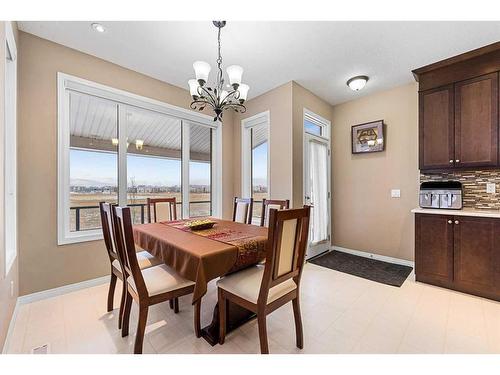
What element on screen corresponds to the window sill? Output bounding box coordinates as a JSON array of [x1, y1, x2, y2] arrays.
[[58, 230, 103, 245]]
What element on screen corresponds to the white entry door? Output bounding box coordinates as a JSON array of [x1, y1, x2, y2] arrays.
[[304, 133, 331, 259]]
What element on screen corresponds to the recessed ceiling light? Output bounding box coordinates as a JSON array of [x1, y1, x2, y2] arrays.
[[91, 23, 106, 33], [347, 75, 369, 91]]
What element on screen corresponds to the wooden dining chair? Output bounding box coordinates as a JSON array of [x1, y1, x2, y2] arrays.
[[147, 197, 178, 223], [113, 206, 201, 354], [99, 202, 162, 329], [260, 199, 290, 227], [232, 197, 254, 224], [217, 205, 311, 354]]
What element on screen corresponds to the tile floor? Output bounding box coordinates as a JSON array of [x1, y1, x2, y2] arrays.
[[5, 263, 500, 354]]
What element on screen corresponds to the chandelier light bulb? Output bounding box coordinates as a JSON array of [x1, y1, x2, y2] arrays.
[[226, 65, 243, 89], [193, 61, 211, 85], [238, 84, 250, 102], [188, 79, 199, 98], [347, 75, 369, 91]]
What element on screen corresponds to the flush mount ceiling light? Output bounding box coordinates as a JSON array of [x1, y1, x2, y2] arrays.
[[188, 21, 249, 122], [347, 75, 369, 91], [91, 23, 106, 33]]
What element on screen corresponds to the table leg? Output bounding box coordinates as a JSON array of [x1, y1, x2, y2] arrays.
[[200, 300, 256, 346]]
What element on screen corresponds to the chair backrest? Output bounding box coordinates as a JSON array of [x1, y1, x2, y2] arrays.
[[260, 199, 290, 227], [147, 197, 178, 223], [258, 206, 311, 304], [99, 202, 119, 263], [113, 206, 148, 297], [232, 197, 253, 224]]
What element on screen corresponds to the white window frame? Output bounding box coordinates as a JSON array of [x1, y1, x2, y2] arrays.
[[57, 73, 221, 245], [241, 111, 270, 198], [4, 22, 17, 275]]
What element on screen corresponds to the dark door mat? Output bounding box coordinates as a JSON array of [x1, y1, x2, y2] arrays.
[[308, 250, 413, 287]]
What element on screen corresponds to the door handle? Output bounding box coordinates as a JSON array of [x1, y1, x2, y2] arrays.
[[448, 220, 453, 224], [454, 220, 459, 225]]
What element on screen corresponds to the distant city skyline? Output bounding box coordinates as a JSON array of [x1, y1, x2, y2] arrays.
[[70, 143, 269, 188], [70, 149, 211, 187]]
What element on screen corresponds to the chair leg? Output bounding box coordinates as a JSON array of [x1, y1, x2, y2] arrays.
[[121, 291, 133, 337], [257, 312, 269, 354], [218, 288, 226, 345], [194, 300, 201, 338], [134, 305, 149, 354], [107, 272, 117, 312], [118, 280, 126, 329], [174, 297, 179, 314], [292, 297, 304, 349], [169, 299, 174, 310]]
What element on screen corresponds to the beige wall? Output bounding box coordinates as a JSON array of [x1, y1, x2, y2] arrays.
[[17, 31, 234, 295], [0, 21, 19, 350], [291, 82, 334, 208], [233, 82, 293, 200], [331, 82, 419, 261]]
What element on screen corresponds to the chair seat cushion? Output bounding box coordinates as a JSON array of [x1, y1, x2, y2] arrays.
[[112, 250, 161, 271], [217, 265, 297, 304], [127, 264, 195, 297]]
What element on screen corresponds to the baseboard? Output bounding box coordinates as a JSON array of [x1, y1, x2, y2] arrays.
[[332, 246, 414, 268], [17, 275, 110, 305], [1, 299, 20, 354]]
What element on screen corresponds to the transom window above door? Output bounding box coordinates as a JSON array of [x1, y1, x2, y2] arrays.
[[58, 73, 221, 245]]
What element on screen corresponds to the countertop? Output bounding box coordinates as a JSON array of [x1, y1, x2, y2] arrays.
[[411, 207, 500, 219]]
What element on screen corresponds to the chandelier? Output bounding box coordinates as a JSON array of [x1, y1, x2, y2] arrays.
[[188, 21, 249, 122]]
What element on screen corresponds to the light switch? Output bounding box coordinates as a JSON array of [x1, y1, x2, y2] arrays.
[[391, 189, 401, 198], [486, 183, 496, 194]]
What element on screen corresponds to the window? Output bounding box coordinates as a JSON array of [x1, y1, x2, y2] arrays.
[[125, 107, 182, 224], [58, 73, 221, 244], [241, 111, 270, 224], [4, 22, 17, 275], [189, 123, 212, 217], [304, 109, 329, 138]]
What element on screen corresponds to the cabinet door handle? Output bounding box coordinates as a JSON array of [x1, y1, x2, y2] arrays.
[[455, 159, 460, 163], [449, 160, 454, 164], [448, 220, 453, 224], [454, 220, 459, 224]]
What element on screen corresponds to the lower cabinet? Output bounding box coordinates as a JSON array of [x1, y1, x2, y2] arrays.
[[415, 213, 500, 301]]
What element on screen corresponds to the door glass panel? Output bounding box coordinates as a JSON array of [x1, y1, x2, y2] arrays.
[[251, 124, 268, 223], [69, 92, 118, 232], [308, 139, 329, 244], [126, 107, 182, 224], [189, 123, 212, 217]]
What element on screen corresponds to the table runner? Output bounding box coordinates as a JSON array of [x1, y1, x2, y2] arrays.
[[133, 218, 267, 303]]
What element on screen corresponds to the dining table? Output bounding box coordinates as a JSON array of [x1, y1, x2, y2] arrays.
[[132, 217, 268, 345]]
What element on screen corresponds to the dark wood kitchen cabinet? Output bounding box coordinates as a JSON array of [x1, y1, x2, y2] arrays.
[[413, 42, 500, 171], [415, 213, 500, 301], [454, 73, 498, 168], [419, 86, 454, 169]]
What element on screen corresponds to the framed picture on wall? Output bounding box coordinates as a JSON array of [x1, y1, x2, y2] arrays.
[[351, 120, 385, 154]]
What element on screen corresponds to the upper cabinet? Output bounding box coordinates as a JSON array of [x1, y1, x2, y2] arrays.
[[455, 73, 498, 168], [413, 42, 500, 171], [419, 85, 454, 169]]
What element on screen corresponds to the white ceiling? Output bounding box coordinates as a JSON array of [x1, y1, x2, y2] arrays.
[[18, 21, 500, 105]]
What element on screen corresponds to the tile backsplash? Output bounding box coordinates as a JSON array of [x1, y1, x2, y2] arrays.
[[420, 170, 500, 210]]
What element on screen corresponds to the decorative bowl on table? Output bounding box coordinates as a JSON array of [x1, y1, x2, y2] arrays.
[[184, 219, 216, 231]]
